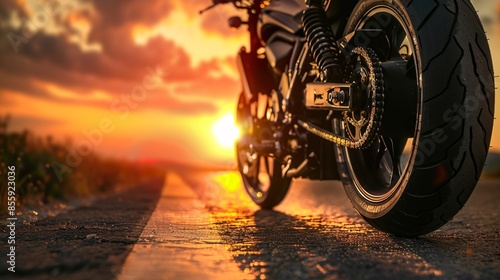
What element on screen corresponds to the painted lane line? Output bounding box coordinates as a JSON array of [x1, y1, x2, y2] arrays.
[[118, 173, 249, 280]]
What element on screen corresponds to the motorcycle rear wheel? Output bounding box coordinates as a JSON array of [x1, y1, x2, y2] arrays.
[[334, 0, 494, 236]]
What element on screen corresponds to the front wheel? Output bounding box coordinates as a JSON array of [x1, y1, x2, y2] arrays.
[[236, 92, 291, 209], [335, 0, 494, 236]]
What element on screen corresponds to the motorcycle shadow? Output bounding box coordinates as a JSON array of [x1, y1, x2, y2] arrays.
[[218, 209, 455, 279]]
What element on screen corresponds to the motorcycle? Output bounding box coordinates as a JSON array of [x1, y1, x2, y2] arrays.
[[201, 0, 495, 236]]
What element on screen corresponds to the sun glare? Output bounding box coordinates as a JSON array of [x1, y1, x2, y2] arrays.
[[212, 113, 240, 149]]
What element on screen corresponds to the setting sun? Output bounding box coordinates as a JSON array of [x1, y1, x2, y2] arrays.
[[212, 113, 240, 149]]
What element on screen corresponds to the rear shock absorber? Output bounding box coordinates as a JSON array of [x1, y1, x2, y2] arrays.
[[302, 0, 341, 82]]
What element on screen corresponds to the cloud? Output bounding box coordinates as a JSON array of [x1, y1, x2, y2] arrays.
[[0, 0, 29, 20], [199, 4, 247, 36], [90, 0, 173, 27], [0, 0, 240, 116], [179, 0, 214, 14]]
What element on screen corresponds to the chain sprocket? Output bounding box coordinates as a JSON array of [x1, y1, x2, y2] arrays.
[[299, 47, 384, 149]]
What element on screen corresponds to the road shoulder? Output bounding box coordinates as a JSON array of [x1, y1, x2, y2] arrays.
[[0, 176, 164, 280]]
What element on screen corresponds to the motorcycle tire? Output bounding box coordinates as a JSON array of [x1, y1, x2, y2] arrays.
[[236, 92, 292, 209], [334, 0, 494, 236]]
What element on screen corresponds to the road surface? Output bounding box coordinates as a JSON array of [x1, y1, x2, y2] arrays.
[[1, 170, 499, 279]]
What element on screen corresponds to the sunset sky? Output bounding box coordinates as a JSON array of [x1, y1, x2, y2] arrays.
[[1, 0, 499, 167]]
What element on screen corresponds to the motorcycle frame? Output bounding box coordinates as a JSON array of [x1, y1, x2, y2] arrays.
[[239, 0, 357, 101], [236, 0, 362, 180], [238, 0, 398, 180]]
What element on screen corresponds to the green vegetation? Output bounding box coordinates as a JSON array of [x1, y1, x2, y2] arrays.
[[0, 115, 164, 215]]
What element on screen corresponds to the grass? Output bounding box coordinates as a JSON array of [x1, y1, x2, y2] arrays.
[[0, 115, 164, 215]]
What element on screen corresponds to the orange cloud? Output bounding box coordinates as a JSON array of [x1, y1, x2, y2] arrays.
[[0, 0, 245, 165]]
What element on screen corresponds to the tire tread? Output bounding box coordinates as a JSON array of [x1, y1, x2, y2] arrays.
[[352, 0, 494, 236]]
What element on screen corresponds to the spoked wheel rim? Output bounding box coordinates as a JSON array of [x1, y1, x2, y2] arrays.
[[236, 93, 281, 204], [238, 152, 275, 202], [340, 5, 422, 205]]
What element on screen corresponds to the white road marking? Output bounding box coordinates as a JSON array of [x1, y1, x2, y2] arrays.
[[118, 173, 249, 280]]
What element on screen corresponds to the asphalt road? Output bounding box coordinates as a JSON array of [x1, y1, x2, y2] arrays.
[[1, 170, 499, 279]]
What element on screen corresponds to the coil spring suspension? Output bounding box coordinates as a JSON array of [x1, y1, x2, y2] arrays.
[[302, 2, 341, 81]]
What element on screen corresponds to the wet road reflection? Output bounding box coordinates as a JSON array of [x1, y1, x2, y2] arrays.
[[181, 170, 500, 279]]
